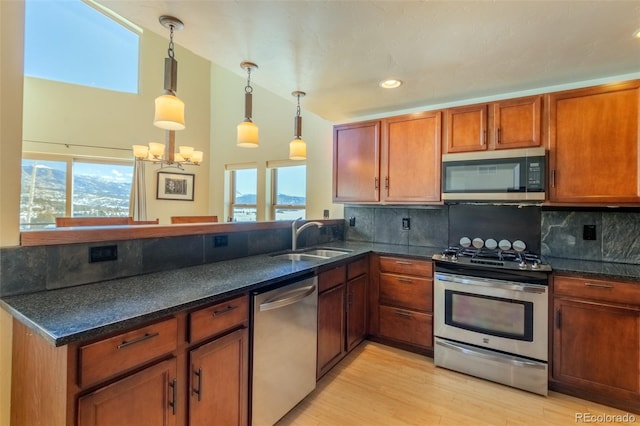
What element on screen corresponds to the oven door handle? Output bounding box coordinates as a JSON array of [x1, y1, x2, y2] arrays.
[[435, 273, 546, 294], [435, 339, 546, 369]]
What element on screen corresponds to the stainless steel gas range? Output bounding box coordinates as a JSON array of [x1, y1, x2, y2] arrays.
[[432, 237, 552, 396]]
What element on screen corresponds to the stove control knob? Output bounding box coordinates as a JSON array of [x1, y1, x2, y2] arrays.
[[451, 254, 458, 262], [518, 261, 527, 269], [531, 260, 540, 270]]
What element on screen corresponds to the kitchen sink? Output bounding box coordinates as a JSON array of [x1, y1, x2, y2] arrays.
[[271, 248, 352, 261], [300, 248, 352, 258]]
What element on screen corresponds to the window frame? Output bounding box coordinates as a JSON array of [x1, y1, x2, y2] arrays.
[[228, 164, 258, 222], [270, 162, 307, 221], [20, 153, 133, 229]]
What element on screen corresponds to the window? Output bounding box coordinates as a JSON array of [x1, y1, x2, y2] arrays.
[[20, 155, 133, 230], [20, 158, 67, 230], [24, 0, 140, 93], [230, 168, 257, 222], [72, 161, 133, 217], [272, 165, 306, 220]]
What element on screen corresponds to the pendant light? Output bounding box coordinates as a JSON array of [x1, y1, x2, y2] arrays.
[[237, 61, 259, 147], [289, 91, 306, 160], [154, 16, 185, 131], [132, 16, 202, 169]]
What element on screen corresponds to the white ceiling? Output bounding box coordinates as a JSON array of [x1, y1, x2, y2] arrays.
[[95, 0, 640, 122]]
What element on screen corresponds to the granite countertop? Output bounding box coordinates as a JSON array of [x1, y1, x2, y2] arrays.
[[3, 240, 638, 348], [0, 241, 439, 347]]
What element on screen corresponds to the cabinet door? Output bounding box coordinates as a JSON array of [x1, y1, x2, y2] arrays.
[[78, 358, 177, 426], [317, 283, 346, 378], [548, 80, 640, 203], [346, 274, 367, 352], [333, 120, 381, 202], [493, 96, 542, 149], [381, 112, 442, 202], [189, 328, 248, 426], [445, 104, 488, 153], [553, 298, 640, 393]]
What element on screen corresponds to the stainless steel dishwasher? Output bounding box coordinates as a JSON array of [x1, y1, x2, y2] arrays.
[[251, 274, 318, 426]]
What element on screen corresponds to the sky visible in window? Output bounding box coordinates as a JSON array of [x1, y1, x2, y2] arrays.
[[277, 165, 306, 197], [24, 0, 139, 93]]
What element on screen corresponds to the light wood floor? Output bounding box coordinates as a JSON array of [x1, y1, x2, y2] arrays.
[[278, 341, 636, 425]]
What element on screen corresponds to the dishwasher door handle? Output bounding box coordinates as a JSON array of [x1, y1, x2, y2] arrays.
[[259, 285, 316, 312]]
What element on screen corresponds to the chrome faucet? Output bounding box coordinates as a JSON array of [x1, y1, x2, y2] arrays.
[[291, 217, 323, 251]]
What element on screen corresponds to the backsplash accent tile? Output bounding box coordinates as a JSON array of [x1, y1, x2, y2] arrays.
[[247, 228, 290, 255], [47, 241, 143, 290], [602, 212, 640, 263], [409, 208, 449, 248], [142, 236, 204, 273], [344, 206, 374, 242], [0, 246, 47, 296], [542, 210, 640, 264], [374, 208, 410, 245]]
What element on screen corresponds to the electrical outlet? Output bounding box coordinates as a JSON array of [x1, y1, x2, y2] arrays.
[[583, 225, 597, 240], [349, 217, 356, 226], [402, 217, 410, 230], [89, 245, 118, 263], [214, 235, 229, 247]]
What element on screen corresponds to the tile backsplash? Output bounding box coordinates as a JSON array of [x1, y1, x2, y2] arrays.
[[346, 204, 640, 266], [0, 222, 343, 297]]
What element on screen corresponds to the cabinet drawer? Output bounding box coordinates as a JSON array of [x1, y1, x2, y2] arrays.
[[379, 256, 432, 276], [379, 306, 432, 348], [379, 272, 432, 312], [78, 317, 177, 388], [319, 265, 346, 292], [554, 275, 640, 306], [189, 294, 248, 343], [347, 257, 368, 280]]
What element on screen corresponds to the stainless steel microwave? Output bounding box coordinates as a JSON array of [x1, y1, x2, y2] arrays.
[[442, 147, 546, 201]]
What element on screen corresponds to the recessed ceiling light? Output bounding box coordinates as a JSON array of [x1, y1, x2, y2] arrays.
[[379, 79, 402, 89], [634, 28, 640, 39]]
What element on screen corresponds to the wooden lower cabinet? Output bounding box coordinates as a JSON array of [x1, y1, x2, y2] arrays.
[[78, 358, 178, 426], [317, 256, 368, 378], [10, 293, 249, 426], [189, 328, 248, 426], [552, 275, 640, 413], [370, 255, 434, 354]]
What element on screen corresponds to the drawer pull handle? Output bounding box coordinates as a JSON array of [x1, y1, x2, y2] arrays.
[[395, 310, 412, 318], [397, 278, 414, 284], [395, 261, 412, 265], [169, 378, 177, 415], [213, 305, 238, 316], [584, 282, 613, 289], [117, 332, 159, 349], [193, 368, 202, 401]]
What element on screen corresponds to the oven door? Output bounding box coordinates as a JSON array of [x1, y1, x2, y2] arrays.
[[434, 272, 548, 362]]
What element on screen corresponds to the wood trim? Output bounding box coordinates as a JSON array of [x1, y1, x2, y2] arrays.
[[20, 219, 344, 247]]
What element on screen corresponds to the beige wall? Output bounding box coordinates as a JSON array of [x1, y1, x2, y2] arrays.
[[22, 23, 212, 224], [209, 63, 339, 221], [1, 1, 24, 424]]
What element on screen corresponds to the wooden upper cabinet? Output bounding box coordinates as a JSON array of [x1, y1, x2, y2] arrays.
[[445, 96, 542, 153], [547, 80, 640, 203], [333, 120, 381, 202], [493, 96, 542, 149], [381, 111, 442, 203], [445, 104, 488, 153]]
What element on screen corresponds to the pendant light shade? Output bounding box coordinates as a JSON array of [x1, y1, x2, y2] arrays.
[[153, 16, 186, 131], [154, 94, 185, 130], [237, 62, 259, 147], [289, 91, 307, 160]]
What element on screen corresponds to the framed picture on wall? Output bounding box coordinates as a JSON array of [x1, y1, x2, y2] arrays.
[[157, 171, 195, 201]]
